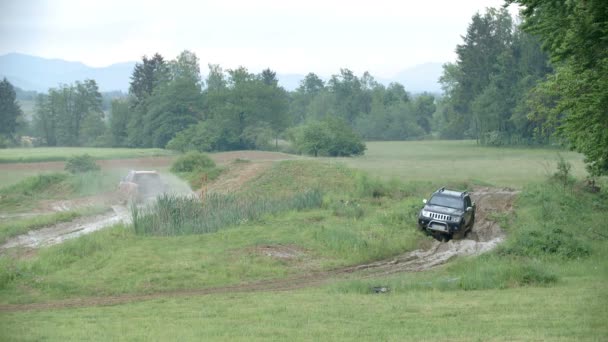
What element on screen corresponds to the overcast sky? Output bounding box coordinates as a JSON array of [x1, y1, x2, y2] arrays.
[[0, 0, 517, 77]]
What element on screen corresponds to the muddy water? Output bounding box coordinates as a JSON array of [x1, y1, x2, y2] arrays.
[[1, 205, 131, 249]]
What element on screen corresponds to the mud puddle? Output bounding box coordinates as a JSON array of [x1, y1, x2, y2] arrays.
[[1, 205, 131, 250]]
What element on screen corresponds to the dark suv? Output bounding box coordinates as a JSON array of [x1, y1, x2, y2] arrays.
[[418, 187, 475, 241]]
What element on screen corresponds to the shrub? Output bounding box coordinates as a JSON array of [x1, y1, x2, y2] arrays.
[[552, 154, 575, 189], [290, 118, 366, 157], [166, 122, 218, 152], [64, 154, 100, 174], [500, 227, 591, 259], [170, 151, 216, 173]]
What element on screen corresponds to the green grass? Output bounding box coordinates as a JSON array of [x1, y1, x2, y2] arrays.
[[332, 140, 587, 188], [0, 147, 175, 163], [0, 164, 423, 303], [0, 277, 605, 341], [0, 141, 606, 340]]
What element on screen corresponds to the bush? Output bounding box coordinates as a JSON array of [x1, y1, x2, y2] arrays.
[[64, 154, 100, 174], [290, 118, 366, 157], [166, 122, 218, 153], [170, 151, 216, 173], [500, 227, 591, 259]]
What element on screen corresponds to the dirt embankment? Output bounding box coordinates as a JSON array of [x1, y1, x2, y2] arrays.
[[0, 187, 517, 312]]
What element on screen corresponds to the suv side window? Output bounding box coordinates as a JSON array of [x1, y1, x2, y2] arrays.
[[464, 196, 471, 209]]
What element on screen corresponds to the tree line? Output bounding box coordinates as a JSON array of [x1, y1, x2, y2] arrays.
[[0, 1, 605, 173]]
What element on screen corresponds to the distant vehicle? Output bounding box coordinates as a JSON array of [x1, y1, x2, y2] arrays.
[[118, 170, 166, 202], [418, 187, 475, 241]]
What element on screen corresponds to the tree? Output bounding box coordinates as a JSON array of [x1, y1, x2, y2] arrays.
[[109, 99, 130, 147], [127, 53, 170, 147], [33, 94, 56, 146], [439, 8, 514, 140], [144, 75, 203, 148], [509, 0, 608, 175], [290, 118, 366, 157], [201, 66, 288, 150], [412, 93, 435, 134], [32, 80, 104, 146], [0, 78, 23, 141]]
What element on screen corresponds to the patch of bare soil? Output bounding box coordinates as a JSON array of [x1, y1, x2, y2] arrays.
[[250, 244, 307, 259], [210, 151, 297, 164], [0, 187, 518, 312], [205, 161, 271, 194], [0, 157, 177, 172]]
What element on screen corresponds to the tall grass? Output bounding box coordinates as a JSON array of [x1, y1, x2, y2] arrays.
[[132, 190, 324, 236]]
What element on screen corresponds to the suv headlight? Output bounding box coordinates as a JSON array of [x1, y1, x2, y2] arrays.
[[421, 210, 431, 218], [451, 216, 461, 223]]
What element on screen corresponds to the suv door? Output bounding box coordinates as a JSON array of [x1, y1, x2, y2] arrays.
[[464, 196, 473, 225]]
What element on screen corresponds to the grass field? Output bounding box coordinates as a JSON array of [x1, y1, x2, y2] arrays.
[[335, 140, 587, 188], [0, 141, 606, 341], [0, 147, 175, 163], [1, 278, 604, 341]]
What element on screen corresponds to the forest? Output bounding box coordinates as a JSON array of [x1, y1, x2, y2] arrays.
[[0, 2, 606, 175]]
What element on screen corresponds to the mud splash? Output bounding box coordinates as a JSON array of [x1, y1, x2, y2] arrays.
[[1, 205, 131, 249], [350, 187, 517, 276]]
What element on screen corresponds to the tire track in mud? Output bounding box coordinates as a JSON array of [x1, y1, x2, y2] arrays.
[[0, 206, 131, 250], [0, 188, 518, 312]]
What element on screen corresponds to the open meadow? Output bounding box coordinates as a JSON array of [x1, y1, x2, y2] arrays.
[[335, 140, 587, 188], [0, 141, 606, 341]]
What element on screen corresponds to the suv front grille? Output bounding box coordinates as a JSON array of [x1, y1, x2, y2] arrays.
[[430, 212, 451, 221]]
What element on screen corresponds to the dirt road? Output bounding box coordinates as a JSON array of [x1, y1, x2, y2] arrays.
[[0, 187, 517, 312]]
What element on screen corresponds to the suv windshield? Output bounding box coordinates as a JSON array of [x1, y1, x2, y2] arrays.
[[428, 195, 463, 210]]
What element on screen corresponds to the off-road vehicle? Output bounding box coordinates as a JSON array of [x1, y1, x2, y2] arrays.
[[418, 187, 475, 241], [118, 170, 166, 202]]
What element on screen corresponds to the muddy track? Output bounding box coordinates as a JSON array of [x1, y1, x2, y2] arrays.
[[0, 188, 518, 313]]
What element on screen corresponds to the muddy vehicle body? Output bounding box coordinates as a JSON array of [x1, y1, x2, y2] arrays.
[[418, 187, 475, 241], [118, 170, 166, 202]]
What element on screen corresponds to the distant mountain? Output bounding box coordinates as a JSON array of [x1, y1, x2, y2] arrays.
[[0, 53, 443, 94], [0, 53, 135, 92]]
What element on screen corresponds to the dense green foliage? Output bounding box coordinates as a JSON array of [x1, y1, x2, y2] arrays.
[[288, 118, 366, 157], [169, 151, 222, 188], [508, 0, 608, 176], [64, 154, 100, 174], [33, 79, 105, 146], [290, 71, 433, 141], [438, 8, 552, 144], [0, 78, 23, 145], [170, 151, 216, 173]]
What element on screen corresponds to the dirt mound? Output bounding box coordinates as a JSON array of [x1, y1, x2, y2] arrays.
[[205, 161, 271, 194]]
